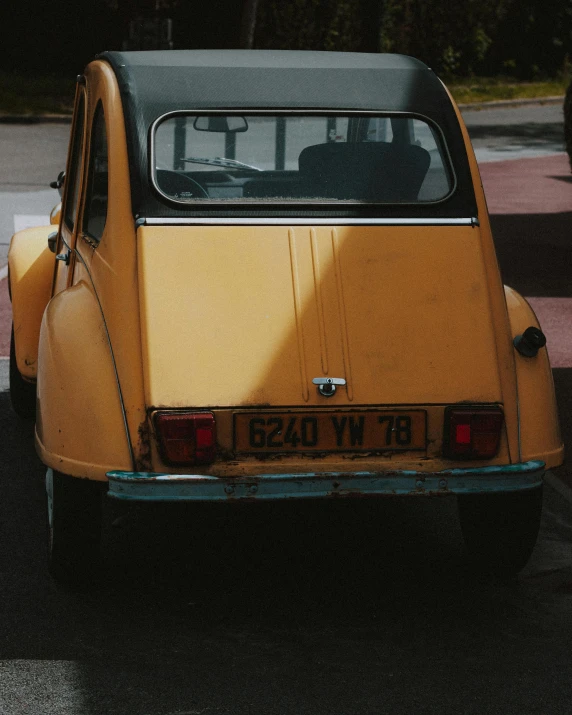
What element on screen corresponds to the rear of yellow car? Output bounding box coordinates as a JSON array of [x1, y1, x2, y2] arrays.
[[20, 51, 562, 587], [108, 218, 553, 547]]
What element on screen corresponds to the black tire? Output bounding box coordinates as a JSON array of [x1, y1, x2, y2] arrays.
[[9, 325, 36, 420], [47, 469, 105, 589], [565, 81, 572, 172], [458, 486, 543, 576]]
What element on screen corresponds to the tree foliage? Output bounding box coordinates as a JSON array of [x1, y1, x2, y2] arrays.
[[377, 0, 513, 77], [489, 0, 572, 79], [2, 0, 571, 80], [254, 0, 379, 53], [253, 0, 572, 79]]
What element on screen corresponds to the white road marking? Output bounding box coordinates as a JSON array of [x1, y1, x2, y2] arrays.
[[13, 214, 50, 232], [0, 265, 7, 281]]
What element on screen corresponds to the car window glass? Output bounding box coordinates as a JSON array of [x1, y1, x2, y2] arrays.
[[83, 102, 108, 242], [63, 92, 85, 230], [153, 113, 453, 205]]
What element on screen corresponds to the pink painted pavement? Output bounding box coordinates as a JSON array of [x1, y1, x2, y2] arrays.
[[480, 153, 572, 369], [481, 153, 572, 215], [527, 298, 572, 369]]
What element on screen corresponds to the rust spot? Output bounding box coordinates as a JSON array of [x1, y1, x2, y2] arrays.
[[216, 444, 239, 462], [135, 418, 153, 472]]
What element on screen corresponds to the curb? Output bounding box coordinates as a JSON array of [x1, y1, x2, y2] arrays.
[[458, 95, 564, 111], [0, 114, 71, 124]]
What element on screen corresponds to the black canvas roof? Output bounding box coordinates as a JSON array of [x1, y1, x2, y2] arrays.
[[98, 50, 477, 219]]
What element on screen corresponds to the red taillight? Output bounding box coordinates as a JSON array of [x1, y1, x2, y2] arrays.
[[445, 408, 504, 459], [154, 412, 216, 465]]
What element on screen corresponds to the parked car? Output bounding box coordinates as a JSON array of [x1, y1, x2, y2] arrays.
[[8, 50, 563, 587]]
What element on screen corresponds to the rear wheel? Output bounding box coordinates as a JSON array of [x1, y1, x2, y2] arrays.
[[458, 486, 543, 576], [9, 325, 36, 420], [47, 469, 105, 589]]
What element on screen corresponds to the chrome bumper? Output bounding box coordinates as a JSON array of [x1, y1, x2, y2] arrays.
[[107, 461, 545, 502]]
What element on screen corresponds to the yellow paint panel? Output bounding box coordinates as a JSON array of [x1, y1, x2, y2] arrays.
[[138, 224, 502, 409], [138, 226, 304, 406]]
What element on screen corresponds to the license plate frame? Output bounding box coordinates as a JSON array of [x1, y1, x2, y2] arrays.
[[233, 409, 427, 454]]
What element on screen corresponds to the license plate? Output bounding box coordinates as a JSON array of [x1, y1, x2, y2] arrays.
[[233, 410, 426, 453]]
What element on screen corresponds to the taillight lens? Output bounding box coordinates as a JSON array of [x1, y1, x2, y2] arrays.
[[154, 412, 216, 466], [444, 407, 504, 459]]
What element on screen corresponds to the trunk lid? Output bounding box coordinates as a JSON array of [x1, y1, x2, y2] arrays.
[[137, 224, 503, 408]]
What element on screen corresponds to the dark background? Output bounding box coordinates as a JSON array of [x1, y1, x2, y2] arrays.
[[1, 0, 571, 80], [0, 0, 243, 76]]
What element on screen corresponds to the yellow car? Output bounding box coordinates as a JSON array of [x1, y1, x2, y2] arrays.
[[8, 50, 563, 587]]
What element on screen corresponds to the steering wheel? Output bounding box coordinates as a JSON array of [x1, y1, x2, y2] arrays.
[[156, 169, 209, 199]]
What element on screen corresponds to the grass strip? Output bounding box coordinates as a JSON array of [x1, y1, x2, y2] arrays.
[[449, 77, 567, 105]]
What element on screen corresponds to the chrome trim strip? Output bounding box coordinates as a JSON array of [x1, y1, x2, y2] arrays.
[[141, 217, 479, 227], [107, 461, 545, 502]]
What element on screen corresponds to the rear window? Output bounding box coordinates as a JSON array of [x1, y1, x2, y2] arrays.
[[152, 112, 454, 205]]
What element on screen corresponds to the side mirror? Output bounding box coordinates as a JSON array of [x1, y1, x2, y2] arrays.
[[47, 231, 58, 254], [50, 203, 61, 226], [50, 170, 66, 198]]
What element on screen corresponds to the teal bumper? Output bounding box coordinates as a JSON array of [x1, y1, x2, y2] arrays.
[[106, 461, 545, 502]]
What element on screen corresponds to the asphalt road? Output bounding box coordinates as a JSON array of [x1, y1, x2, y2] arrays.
[[463, 101, 565, 162], [1, 102, 572, 714]]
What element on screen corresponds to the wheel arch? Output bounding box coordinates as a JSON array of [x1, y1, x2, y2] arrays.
[[35, 280, 133, 480], [504, 285, 563, 467]]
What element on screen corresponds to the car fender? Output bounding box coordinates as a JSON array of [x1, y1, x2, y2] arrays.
[[35, 280, 133, 480], [504, 285, 563, 467], [7, 226, 55, 379]]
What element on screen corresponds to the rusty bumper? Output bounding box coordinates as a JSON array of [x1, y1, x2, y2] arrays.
[[106, 461, 545, 502]]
